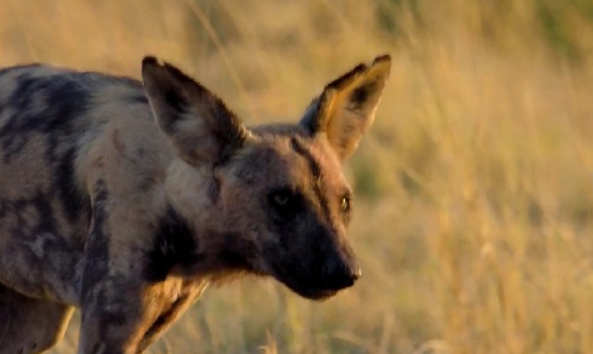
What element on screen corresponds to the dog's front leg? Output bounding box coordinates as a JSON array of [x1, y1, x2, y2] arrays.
[[78, 272, 153, 354], [77, 180, 168, 354], [78, 244, 207, 354]]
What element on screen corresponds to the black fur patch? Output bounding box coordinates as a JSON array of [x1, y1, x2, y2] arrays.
[[0, 67, 147, 225], [145, 206, 197, 282], [0, 191, 83, 301], [218, 232, 255, 271], [350, 82, 376, 107], [0, 73, 89, 145], [81, 180, 110, 303], [0, 72, 93, 223], [289, 137, 331, 220], [54, 147, 91, 224], [163, 87, 187, 115]]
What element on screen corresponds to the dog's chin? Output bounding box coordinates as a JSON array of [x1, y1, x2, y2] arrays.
[[270, 265, 341, 301], [281, 278, 341, 301], [296, 287, 339, 301]]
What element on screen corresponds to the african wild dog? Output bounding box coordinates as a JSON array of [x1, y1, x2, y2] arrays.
[[0, 54, 391, 353]]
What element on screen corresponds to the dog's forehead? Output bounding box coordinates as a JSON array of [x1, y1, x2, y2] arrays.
[[247, 130, 347, 186]]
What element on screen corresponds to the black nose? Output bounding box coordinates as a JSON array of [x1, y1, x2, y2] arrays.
[[324, 260, 361, 290]]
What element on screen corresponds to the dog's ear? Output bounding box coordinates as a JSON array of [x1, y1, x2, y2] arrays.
[[300, 55, 391, 161], [142, 57, 251, 167]]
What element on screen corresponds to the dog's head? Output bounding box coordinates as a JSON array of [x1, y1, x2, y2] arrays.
[[142, 55, 391, 299]]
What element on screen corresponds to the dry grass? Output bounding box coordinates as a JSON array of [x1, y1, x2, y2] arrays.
[[2, 0, 593, 353]]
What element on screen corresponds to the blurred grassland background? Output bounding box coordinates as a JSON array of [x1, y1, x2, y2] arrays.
[[2, 0, 593, 353]]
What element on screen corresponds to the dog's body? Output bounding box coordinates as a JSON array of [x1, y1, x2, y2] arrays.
[[0, 55, 390, 353]]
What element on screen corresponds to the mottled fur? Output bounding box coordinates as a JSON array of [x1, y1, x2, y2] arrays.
[[0, 55, 391, 353]]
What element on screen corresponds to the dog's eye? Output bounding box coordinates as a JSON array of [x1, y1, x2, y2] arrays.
[[268, 189, 304, 222], [270, 190, 294, 208], [340, 196, 352, 212], [272, 191, 291, 206]]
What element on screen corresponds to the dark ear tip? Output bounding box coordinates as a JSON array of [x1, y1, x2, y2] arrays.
[[142, 56, 160, 68], [141, 56, 163, 79], [373, 54, 391, 65], [326, 63, 367, 90], [141, 56, 190, 86]]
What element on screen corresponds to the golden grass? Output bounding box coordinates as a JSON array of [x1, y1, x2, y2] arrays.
[[2, 0, 593, 353]]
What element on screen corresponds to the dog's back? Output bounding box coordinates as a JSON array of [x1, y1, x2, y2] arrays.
[[0, 65, 168, 303]]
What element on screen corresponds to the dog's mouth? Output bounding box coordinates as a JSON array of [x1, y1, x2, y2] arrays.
[[270, 263, 341, 301]]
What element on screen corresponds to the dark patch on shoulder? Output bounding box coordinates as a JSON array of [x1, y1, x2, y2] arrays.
[[54, 147, 91, 224], [31, 193, 58, 233], [41, 78, 92, 223], [145, 206, 198, 282], [81, 180, 110, 303]]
